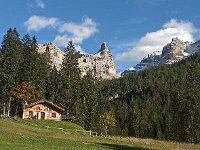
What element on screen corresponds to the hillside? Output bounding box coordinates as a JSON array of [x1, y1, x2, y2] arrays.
[[100, 54, 200, 143], [0, 119, 200, 150]]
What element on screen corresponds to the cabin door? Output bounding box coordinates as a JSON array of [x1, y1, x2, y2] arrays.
[[41, 112, 45, 119]]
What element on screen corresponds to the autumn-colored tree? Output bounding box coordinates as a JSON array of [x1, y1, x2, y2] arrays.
[[98, 111, 116, 135], [14, 82, 42, 103], [13, 82, 42, 117]]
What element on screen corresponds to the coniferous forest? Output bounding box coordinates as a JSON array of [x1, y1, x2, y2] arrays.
[[1, 28, 200, 143]]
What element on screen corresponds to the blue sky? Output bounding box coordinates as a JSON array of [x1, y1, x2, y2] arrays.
[[0, 0, 200, 73]]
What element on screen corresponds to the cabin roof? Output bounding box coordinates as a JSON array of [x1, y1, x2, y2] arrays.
[[26, 100, 64, 112]]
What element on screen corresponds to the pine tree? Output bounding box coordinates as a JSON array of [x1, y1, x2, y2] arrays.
[[20, 35, 51, 98], [46, 65, 61, 103], [79, 71, 99, 131], [59, 41, 81, 117], [42, 44, 52, 65], [0, 28, 23, 117], [19, 34, 32, 83]]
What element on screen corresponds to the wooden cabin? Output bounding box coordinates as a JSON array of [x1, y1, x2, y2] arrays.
[[23, 100, 64, 121]]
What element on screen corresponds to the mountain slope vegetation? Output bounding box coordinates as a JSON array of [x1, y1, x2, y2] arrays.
[[100, 54, 200, 143]]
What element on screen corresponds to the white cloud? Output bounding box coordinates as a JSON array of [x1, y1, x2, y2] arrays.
[[36, 0, 45, 9], [53, 35, 70, 47], [24, 15, 58, 32], [116, 19, 198, 62], [54, 17, 98, 46], [74, 45, 85, 54], [24, 15, 98, 49], [53, 35, 85, 53]]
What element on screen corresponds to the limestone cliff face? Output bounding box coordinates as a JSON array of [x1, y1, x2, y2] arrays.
[[77, 42, 116, 79], [122, 37, 196, 76], [38, 43, 64, 70], [38, 42, 117, 80], [161, 37, 186, 64]]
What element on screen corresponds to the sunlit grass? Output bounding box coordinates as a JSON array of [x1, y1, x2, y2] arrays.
[[0, 119, 200, 150]]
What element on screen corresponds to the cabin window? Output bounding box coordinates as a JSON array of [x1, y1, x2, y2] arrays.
[[29, 111, 33, 117], [44, 107, 49, 111], [51, 113, 56, 118], [36, 106, 41, 111]]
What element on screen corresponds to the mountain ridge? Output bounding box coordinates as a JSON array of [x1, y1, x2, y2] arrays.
[[38, 42, 117, 80], [122, 37, 200, 76]]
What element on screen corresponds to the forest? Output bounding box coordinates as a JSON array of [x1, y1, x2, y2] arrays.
[[1, 28, 200, 143]]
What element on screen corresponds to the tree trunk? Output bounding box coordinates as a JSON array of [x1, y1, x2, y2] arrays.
[[3, 103, 6, 117], [7, 97, 11, 117], [15, 102, 18, 117]]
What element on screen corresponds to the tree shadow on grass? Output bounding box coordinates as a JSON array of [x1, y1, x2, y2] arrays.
[[97, 143, 153, 150]]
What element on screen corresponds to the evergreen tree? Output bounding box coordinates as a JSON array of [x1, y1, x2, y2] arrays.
[[98, 54, 200, 142], [19, 34, 32, 83], [59, 41, 81, 117], [42, 44, 52, 65], [79, 72, 99, 131], [0, 28, 23, 116], [20, 35, 51, 98], [46, 65, 61, 103]]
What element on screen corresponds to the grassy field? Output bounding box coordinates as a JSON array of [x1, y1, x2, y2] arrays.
[[0, 119, 200, 150]]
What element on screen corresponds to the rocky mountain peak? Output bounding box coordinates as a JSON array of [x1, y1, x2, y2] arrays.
[[122, 37, 200, 76], [101, 42, 109, 51], [96, 42, 110, 54], [78, 42, 116, 79], [161, 37, 185, 64], [38, 42, 117, 80], [38, 43, 64, 70]]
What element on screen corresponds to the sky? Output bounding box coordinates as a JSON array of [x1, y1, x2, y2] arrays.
[[0, 0, 200, 73]]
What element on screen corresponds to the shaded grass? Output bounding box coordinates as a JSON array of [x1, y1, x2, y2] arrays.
[[108, 136, 200, 150], [97, 143, 152, 150]]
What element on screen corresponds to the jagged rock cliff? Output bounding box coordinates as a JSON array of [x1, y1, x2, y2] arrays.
[[161, 37, 186, 64], [38, 43, 64, 70], [77, 42, 116, 79], [122, 37, 200, 76], [38, 42, 117, 80]]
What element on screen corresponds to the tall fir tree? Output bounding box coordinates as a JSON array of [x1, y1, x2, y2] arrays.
[[59, 41, 81, 117], [20, 35, 51, 98], [19, 34, 32, 83], [46, 65, 61, 103], [79, 71, 99, 131], [0, 28, 23, 116]]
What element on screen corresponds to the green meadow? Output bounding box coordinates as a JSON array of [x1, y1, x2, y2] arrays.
[[0, 119, 200, 150]]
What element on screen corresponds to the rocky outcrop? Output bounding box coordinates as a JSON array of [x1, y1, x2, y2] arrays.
[[185, 40, 200, 54], [77, 42, 116, 79], [38, 42, 117, 80], [122, 37, 200, 76], [122, 50, 162, 76], [161, 37, 186, 64], [38, 43, 64, 70]]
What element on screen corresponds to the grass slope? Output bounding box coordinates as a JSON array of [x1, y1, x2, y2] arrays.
[[0, 119, 200, 150]]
